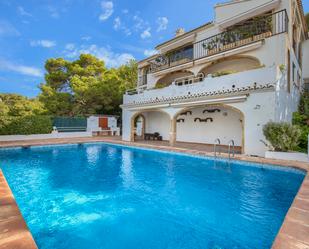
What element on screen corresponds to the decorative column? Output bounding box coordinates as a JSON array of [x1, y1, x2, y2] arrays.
[[130, 114, 136, 142], [169, 117, 177, 146]]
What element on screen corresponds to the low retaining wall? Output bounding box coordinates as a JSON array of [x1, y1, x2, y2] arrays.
[[0, 132, 93, 142], [265, 151, 309, 163]]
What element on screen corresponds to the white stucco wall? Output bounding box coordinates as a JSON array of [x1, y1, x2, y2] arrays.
[[144, 112, 170, 140], [215, 0, 280, 25], [302, 40, 309, 80], [274, 72, 300, 122], [87, 116, 118, 132], [176, 106, 242, 146], [231, 91, 276, 156]]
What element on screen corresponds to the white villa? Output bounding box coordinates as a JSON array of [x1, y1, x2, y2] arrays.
[[121, 0, 309, 157]]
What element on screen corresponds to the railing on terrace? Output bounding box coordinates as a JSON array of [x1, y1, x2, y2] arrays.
[[150, 10, 288, 73], [150, 49, 193, 73], [126, 84, 147, 95], [174, 73, 205, 86]]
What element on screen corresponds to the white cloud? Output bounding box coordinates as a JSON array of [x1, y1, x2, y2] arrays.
[[0, 59, 43, 77], [99, 1, 113, 21], [17, 6, 32, 17], [113, 17, 131, 36], [133, 15, 148, 31], [0, 20, 20, 36], [30, 40, 56, 48], [141, 28, 151, 39], [123, 28, 132, 36], [63, 44, 134, 68], [81, 36, 91, 41], [157, 17, 168, 32], [144, 49, 157, 57], [122, 9, 129, 14], [65, 43, 75, 50], [113, 17, 121, 30], [47, 6, 59, 18]]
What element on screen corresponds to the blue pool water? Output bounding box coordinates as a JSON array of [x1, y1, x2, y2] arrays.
[[0, 143, 305, 249]]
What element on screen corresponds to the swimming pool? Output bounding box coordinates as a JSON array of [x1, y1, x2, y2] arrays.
[[0, 143, 305, 249]]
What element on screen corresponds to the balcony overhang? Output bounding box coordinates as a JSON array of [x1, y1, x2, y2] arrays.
[[217, 0, 281, 29], [122, 95, 248, 111], [158, 34, 196, 54], [152, 61, 194, 77], [194, 40, 264, 66]]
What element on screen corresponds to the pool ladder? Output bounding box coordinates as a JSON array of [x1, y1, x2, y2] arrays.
[[227, 139, 235, 160], [214, 139, 235, 160], [214, 138, 221, 158]]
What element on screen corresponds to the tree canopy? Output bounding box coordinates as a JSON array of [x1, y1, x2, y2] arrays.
[[39, 54, 137, 116], [0, 93, 46, 117], [306, 13, 309, 30]]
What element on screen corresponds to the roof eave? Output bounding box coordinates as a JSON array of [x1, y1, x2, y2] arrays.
[[155, 22, 213, 50]]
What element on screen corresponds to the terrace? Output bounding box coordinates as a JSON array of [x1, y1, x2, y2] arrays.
[[124, 65, 278, 107], [149, 10, 288, 73]]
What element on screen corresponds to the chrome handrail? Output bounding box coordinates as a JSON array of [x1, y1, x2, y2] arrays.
[[228, 139, 235, 160], [214, 138, 221, 158]]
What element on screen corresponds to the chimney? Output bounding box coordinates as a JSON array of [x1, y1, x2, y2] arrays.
[[175, 28, 185, 37]]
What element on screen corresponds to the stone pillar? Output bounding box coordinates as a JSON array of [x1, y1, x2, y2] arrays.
[[122, 109, 137, 142], [169, 117, 177, 146], [130, 116, 135, 142]]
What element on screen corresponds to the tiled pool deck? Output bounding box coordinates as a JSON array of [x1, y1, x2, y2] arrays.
[[0, 136, 308, 249]]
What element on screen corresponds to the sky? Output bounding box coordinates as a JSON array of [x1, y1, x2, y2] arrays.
[[0, 0, 308, 97]]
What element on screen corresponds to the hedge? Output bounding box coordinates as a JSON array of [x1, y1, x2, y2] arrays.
[[0, 115, 53, 135]]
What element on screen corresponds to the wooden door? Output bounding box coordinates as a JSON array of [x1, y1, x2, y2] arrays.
[[99, 117, 108, 129]]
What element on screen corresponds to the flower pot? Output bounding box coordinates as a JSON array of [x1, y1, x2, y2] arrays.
[[236, 37, 253, 46], [253, 31, 272, 41]]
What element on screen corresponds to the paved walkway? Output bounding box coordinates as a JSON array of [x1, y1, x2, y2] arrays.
[[0, 136, 308, 249]]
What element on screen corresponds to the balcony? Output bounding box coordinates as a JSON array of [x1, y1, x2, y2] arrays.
[[123, 66, 278, 107], [149, 10, 288, 73]]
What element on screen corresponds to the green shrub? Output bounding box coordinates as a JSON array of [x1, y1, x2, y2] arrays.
[[155, 82, 168, 89], [263, 122, 301, 152], [292, 112, 309, 153], [0, 115, 53, 135], [299, 93, 309, 117], [292, 94, 309, 153], [212, 70, 237, 78]]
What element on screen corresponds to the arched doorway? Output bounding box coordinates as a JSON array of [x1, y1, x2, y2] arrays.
[[174, 105, 244, 153], [133, 114, 145, 141], [155, 70, 194, 88], [130, 110, 171, 142]]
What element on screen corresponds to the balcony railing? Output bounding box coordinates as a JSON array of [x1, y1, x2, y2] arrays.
[[150, 49, 193, 73], [149, 10, 288, 73]]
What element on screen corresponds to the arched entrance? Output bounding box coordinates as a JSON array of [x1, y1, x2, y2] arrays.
[[133, 114, 146, 140], [174, 104, 244, 153], [155, 70, 194, 88], [130, 110, 171, 142]]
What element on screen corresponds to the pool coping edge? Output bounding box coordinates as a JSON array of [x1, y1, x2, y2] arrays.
[[0, 170, 38, 249]]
